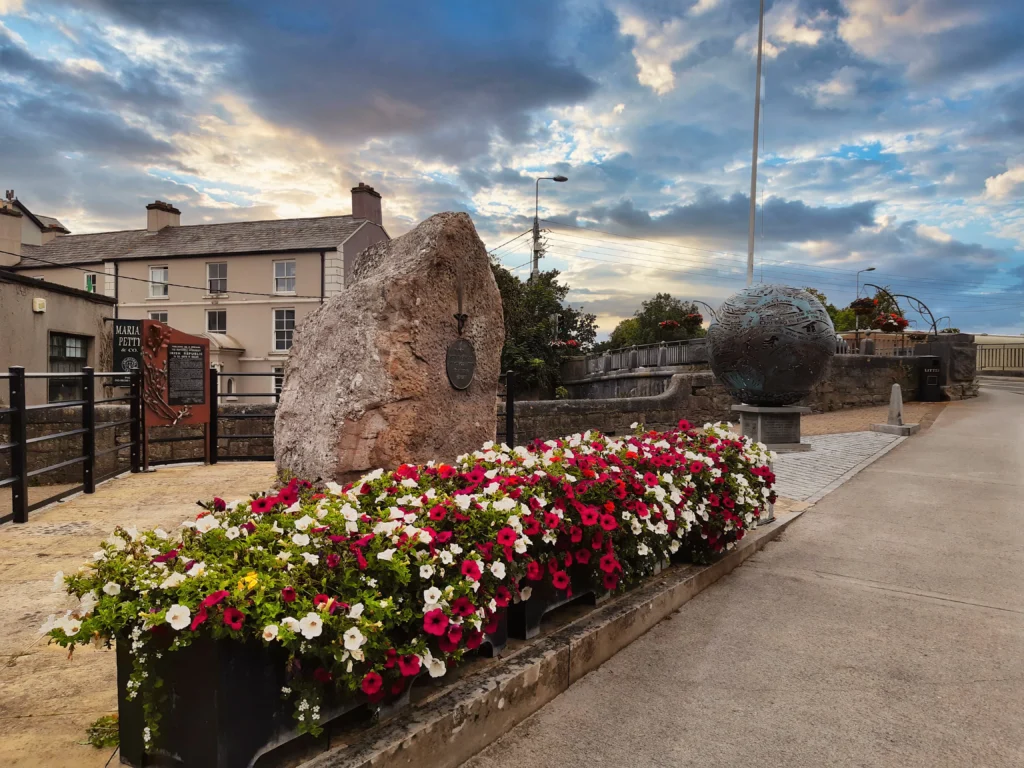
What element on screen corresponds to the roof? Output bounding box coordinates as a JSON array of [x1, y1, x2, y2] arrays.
[[13, 215, 368, 269], [0, 267, 117, 304], [11, 199, 69, 233], [202, 332, 246, 351]]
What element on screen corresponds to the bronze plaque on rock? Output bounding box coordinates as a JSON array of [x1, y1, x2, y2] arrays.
[[446, 338, 476, 390]]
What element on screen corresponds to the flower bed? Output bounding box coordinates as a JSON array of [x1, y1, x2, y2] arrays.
[[45, 421, 775, 758]]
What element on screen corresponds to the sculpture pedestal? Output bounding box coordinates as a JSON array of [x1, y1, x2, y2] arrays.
[[731, 404, 811, 452]]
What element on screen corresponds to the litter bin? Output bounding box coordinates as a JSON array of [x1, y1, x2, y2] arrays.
[[918, 355, 942, 402]]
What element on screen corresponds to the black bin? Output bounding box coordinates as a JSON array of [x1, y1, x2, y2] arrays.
[[918, 355, 943, 402]]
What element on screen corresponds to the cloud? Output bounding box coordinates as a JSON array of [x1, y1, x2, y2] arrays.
[[984, 161, 1024, 201], [615, 11, 696, 95]]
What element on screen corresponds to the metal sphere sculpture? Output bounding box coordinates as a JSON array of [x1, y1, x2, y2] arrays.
[[707, 284, 836, 406]]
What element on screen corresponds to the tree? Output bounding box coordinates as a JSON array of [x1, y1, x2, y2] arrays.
[[605, 293, 707, 349], [802, 287, 854, 332], [490, 262, 598, 394]]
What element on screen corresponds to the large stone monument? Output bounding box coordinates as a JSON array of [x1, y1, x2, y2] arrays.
[[274, 212, 504, 481], [707, 284, 836, 451]]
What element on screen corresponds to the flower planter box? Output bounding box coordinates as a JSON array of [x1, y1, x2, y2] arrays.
[[479, 610, 508, 657], [116, 635, 379, 768], [507, 568, 606, 640]]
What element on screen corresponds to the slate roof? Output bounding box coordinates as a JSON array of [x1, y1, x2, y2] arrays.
[[14, 215, 366, 269]]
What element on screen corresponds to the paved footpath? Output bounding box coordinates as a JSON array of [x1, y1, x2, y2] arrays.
[[466, 388, 1024, 768], [773, 431, 902, 502], [0, 462, 277, 768]]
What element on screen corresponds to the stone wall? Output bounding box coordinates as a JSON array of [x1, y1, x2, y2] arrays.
[[500, 355, 927, 444], [0, 404, 274, 486]]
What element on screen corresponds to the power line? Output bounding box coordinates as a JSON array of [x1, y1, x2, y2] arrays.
[[6, 249, 326, 299], [487, 229, 531, 255]]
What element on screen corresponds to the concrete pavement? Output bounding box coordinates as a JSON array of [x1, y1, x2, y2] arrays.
[[464, 388, 1024, 768]]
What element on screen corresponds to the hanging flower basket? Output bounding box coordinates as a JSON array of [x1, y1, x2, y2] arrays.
[[850, 297, 878, 316], [907, 332, 928, 342], [875, 313, 909, 333]]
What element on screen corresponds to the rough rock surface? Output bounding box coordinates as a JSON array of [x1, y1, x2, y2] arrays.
[[274, 212, 504, 481]]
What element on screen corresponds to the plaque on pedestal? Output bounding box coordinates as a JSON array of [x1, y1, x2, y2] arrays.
[[731, 404, 811, 452]]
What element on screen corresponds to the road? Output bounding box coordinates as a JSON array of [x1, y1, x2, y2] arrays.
[[464, 388, 1024, 768], [978, 374, 1024, 395]]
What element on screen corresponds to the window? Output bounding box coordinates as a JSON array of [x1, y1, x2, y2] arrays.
[[84, 274, 97, 293], [273, 309, 295, 351], [273, 367, 284, 397], [226, 378, 235, 395], [149, 311, 168, 323], [207, 309, 227, 334], [48, 332, 89, 402], [149, 266, 168, 298], [274, 260, 296, 294], [207, 262, 227, 294]]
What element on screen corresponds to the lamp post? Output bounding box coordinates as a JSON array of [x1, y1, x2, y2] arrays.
[[532, 175, 568, 280], [855, 267, 875, 352]]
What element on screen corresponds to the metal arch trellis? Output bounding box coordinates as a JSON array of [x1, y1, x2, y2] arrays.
[[863, 283, 940, 337]]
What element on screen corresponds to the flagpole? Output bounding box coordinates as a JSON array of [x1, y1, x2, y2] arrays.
[[747, 0, 765, 286]]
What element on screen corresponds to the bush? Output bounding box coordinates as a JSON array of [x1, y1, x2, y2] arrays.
[[45, 422, 775, 744]]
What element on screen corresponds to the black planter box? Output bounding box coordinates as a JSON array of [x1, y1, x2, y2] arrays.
[[116, 635, 368, 768], [507, 567, 604, 640]]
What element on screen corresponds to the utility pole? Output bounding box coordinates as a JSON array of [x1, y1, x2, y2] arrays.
[[532, 175, 568, 280], [746, 0, 765, 286]]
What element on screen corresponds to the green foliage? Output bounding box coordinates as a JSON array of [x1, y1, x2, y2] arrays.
[[604, 293, 707, 348], [940, 327, 961, 334], [85, 714, 119, 749], [491, 262, 598, 393], [802, 287, 855, 332]]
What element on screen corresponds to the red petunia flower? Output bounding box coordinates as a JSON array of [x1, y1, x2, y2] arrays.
[[423, 608, 450, 636], [361, 671, 383, 696], [428, 505, 447, 521], [451, 596, 476, 617], [437, 464, 457, 480], [313, 667, 333, 683], [543, 512, 561, 530], [313, 593, 330, 609], [465, 630, 483, 650], [461, 559, 482, 582], [398, 654, 421, 677], [281, 587, 297, 603], [326, 553, 341, 569], [644, 472, 659, 487], [708, 493, 720, 507], [494, 586, 511, 607], [190, 607, 208, 631], [575, 549, 591, 565], [552, 571, 570, 590], [599, 514, 618, 532], [678, 419, 691, 431], [599, 553, 618, 574], [602, 573, 619, 591], [446, 625, 463, 645], [580, 507, 599, 526], [212, 497, 226, 512], [201, 590, 230, 609], [250, 496, 274, 514], [689, 461, 704, 474], [525, 561, 543, 581], [496, 527, 517, 547], [222, 607, 245, 631]]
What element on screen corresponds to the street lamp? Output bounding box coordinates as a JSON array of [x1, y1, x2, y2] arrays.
[[854, 267, 876, 352], [532, 175, 568, 279]]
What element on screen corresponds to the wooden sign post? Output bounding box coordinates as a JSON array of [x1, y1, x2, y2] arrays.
[[139, 320, 211, 469]]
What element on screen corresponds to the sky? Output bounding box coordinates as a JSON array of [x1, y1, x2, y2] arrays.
[[1, 0, 1022, 337]]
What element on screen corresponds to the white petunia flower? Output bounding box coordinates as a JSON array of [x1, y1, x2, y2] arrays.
[[195, 515, 220, 534], [377, 548, 396, 561], [520, 586, 533, 602], [102, 582, 121, 596], [294, 515, 315, 531], [52, 571, 64, 591], [302, 553, 319, 566], [439, 551, 454, 565], [489, 561, 507, 579], [424, 654, 447, 678], [263, 625, 279, 641], [298, 613, 323, 639], [160, 572, 187, 589], [186, 562, 207, 578], [343, 627, 366, 650], [348, 603, 364, 619], [291, 533, 310, 547], [165, 605, 190, 631], [281, 617, 300, 632], [420, 564, 435, 579], [277, 551, 291, 561], [637, 543, 650, 556], [423, 586, 443, 605]]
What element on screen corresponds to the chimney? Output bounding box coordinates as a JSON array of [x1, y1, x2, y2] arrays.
[[0, 202, 22, 266], [351, 182, 382, 226], [146, 200, 181, 232]]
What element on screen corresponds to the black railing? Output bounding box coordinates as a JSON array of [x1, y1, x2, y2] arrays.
[[1, 367, 142, 525], [209, 369, 278, 463]]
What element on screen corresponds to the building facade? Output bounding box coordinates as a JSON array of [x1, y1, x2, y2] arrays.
[[2, 184, 388, 401]]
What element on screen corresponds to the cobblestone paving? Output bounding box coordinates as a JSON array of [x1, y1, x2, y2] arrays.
[[772, 431, 903, 503]]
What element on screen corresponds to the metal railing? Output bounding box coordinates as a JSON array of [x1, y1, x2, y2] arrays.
[[977, 344, 1024, 372], [563, 339, 709, 380], [1, 367, 141, 524], [209, 370, 277, 463]]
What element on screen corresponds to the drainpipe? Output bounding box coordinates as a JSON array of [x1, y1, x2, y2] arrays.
[[319, 251, 325, 305]]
